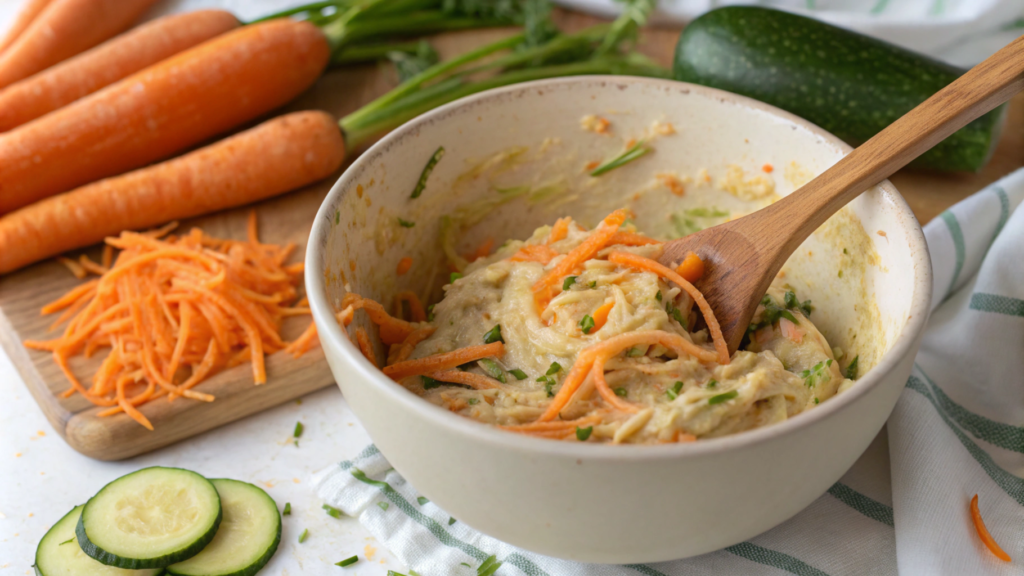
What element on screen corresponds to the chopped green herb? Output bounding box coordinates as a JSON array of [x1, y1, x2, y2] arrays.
[[784, 291, 799, 310], [293, 421, 304, 438], [590, 140, 650, 176], [58, 538, 74, 546], [666, 381, 684, 400], [708, 390, 738, 405], [614, 387, 628, 397], [388, 571, 408, 576], [626, 346, 644, 357], [546, 362, 562, 375], [483, 324, 504, 344], [576, 426, 593, 441], [462, 563, 472, 568], [814, 397, 820, 405], [426, 304, 436, 322], [417, 496, 429, 505], [563, 276, 577, 290], [589, 281, 597, 289], [299, 528, 309, 543], [843, 248, 849, 254], [706, 379, 718, 389], [838, 270, 843, 278], [779, 309, 799, 324], [422, 376, 442, 390], [478, 358, 506, 383], [671, 213, 701, 237], [335, 210, 340, 225], [509, 368, 528, 380], [323, 504, 342, 519], [397, 217, 416, 228], [467, 398, 479, 405], [683, 207, 730, 218], [410, 146, 444, 199], [378, 502, 390, 511], [655, 290, 662, 301], [579, 314, 595, 334], [448, 517, 457, 525], [800, 359, 834, 388], [665, 302, 686, 325], [477, 554, 503, 576], [537, 376, 555, 397], [800, 299, 813, 317], [282, 502, 291, 516], [450, 272, 463, 283], [336, 555, 359, 567], [845, 355, 859, 380]]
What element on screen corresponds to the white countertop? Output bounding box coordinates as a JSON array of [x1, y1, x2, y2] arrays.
[[0, 0, 407, 572]]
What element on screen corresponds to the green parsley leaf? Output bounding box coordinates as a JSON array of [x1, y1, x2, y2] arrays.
[[626, 346, 644, 357], [589, 281, 597, 289], [422, 376, 442, 390], [417, 496, 429, 505], [666, 302, 686, 325], [426, 303, 436, 322], [509, 368, 528, 380], [336, 555, 359, 567], [323, 504, 342, 519], [801, 300, 813, 317], [298, 528, 309, 543], [814, 397, 820, 404], [411, 146, 444, 199], [282, 502, 291, 516], [655, 290, 662, 301], [477, 554, 503, 576], [614, 387, 628, 397], [579, 314, 595, 334], [397, 218, 416, 228], [467, 398, 479, 405], [546, 362, 562, 375], [563, 276, 577, 290], [845, 356, 859, 380], [706, 379, 718, 388], [576, 426, 593, 441], [483, 324, 504, 344], [378, 502, 390, 511], [448, 517, 457, 525], [779, 309, 799, 324], [784, 291, 798, 309], [666, 381, 683, 400], [293, 421, 304, 438], [478, 358, 506, 382], [708, 390, 738, 405], [801, 359, 834, 388], [450, 272, 463, 283]]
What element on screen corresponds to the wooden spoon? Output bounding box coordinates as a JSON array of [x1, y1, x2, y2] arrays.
[[659, 35, 1024, 355]]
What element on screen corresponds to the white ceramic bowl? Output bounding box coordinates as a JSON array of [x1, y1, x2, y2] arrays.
[[306, 76, 931, 563]]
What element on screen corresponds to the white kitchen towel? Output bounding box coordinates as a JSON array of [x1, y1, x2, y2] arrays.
[[313, 169, 1024, 575], [556, 0, 1024, 67]]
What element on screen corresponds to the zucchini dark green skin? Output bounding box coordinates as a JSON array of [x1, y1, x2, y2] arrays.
[[673, 6, 1006, 172]]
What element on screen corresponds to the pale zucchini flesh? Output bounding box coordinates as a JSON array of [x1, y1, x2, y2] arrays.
[[78, 467, 222, 569], [34, 505, 163, 576], [167, 479, 281, 576]]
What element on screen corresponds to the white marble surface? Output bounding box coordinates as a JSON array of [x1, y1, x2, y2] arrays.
[[0, 3, 405, 573]]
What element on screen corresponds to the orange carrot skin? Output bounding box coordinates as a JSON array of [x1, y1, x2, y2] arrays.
[[0, 0, 159, 89], [0, 10, 240, 132], [0, 18, 330, 215], [0, 111, 345, 275], [0, 0, 52, 55]]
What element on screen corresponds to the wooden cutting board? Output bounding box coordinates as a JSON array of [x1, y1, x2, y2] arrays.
[[2, 12, 1021, 461]]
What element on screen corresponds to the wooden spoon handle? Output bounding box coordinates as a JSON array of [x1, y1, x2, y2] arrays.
[[751, 34, 1024, 259]]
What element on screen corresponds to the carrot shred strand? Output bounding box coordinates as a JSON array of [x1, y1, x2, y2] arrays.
[[971, 494, 1011, 562]]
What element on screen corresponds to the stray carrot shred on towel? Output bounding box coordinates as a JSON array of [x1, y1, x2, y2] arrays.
[[23, 212, 316, 430], [971, 494, 1011, 562]]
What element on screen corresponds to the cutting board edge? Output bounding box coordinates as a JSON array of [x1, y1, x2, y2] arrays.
[[0, 306, 73, 437]]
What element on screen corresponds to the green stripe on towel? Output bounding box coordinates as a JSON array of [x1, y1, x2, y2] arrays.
[[991, 186, 1011, 245], [627, 565, 670, 576], [724, 542, 831, 576], [940, 211, 966, 300], [339, 444, 381, 470], [917, 365, 1024, 454], [827, 483, 894, 526], [870, 0, 891, 14], [970, 293, 1024, 318]]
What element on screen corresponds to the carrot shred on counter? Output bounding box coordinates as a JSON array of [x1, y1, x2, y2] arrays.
[[971, 494, 1011, 562], [23, 212, 316, 429]]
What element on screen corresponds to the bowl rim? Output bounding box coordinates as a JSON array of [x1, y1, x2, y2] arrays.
[[306, 75, 933, 462]]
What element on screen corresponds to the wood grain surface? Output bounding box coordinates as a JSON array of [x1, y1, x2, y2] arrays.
[[2, 10, 1019, 460]]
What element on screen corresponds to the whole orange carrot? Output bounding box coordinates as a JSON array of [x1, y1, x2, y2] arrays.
[[0, 0, 160, 89], [0, 18, 330, 215], [0, 9, 240, 132], [0, 0, 53, 54], [0, 111, 345, 275]]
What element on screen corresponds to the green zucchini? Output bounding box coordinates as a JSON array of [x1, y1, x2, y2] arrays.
[[673, 6, 1006, 172], [77, 467, 222, 569], [167, 479, 281, 576], [34, 505, 163, 576]]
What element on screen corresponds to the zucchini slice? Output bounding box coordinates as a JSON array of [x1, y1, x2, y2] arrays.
[[167, 479, 281, 576], [34, 505, 163, 576], [77, 467, 222, 569]]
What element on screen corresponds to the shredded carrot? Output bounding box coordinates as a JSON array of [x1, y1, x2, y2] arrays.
[[425, 370, 504, 390], [676, 251, 705, 283], [762, 163, 774, 173], [590, 299, 615, 333], [388, 326, 435, 364], [510, 244, 559, 264], [395, 291, 427, 322], [971, 494, 1011, 562], [608, 231, 660, 246], [532, 209, 629, 311], [396, 256, 413, 276], [356, 327, 377, 367], [340, 293, 416, 345], [25, 220, 316, 429], [58, 256, 87, 278], [383, 342, 504, 380], [547, 217, 572, 244], [657, 173, 686, 197], [607, 251, 729, 365]]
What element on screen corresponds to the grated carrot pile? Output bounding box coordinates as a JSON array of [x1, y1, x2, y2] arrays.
[[23, 213, 317, 430]]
